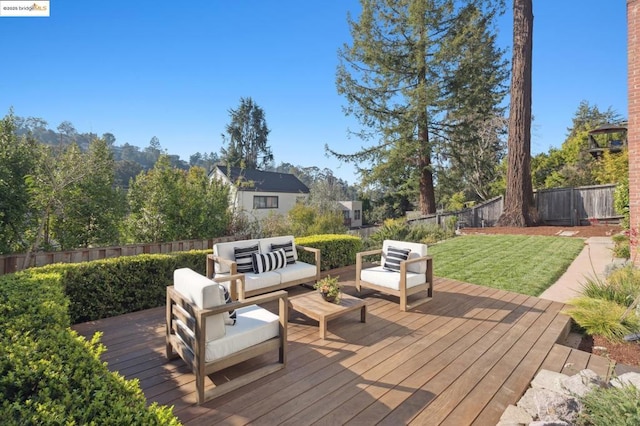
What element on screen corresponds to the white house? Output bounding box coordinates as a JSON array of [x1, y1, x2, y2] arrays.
[[338, 200, 363, 228], [211, 165, 310, 221]]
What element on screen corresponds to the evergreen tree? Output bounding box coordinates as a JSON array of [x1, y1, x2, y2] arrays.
[[498, 0, 534, 226], [330, 0, 507, 215], [220, 97, 272, 170]]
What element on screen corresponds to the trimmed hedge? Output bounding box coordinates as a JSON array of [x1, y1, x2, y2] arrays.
[[296, 234, 363, 271], [0, 270, 180, 425]]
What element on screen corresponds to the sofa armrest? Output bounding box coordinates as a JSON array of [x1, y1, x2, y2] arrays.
[[212, 273, 246, 301], [297, 245, 321, 279], [206, 254, 238, 278]]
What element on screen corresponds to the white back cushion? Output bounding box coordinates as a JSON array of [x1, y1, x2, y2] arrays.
[[213, 239, 262, 273], [259, 236, 298, 261], [382, 240, 428, 274], [173, 268, 226, 342]]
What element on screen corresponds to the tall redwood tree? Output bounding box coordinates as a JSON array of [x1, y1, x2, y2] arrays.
[[498, 0, 535, 226]]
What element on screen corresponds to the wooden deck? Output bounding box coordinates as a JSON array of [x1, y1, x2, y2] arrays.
[[72, 266, 612, 425]]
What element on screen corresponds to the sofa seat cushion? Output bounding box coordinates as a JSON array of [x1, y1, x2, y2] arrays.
[[244, 271, 282, 292], [275, 261, 316, 283], [173, 268, 225, 341], [381, 240, 428, 274], [360, 265, 427, 290], [205, 305, 279, 362]]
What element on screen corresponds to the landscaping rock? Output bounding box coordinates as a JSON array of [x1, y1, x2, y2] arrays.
[[517, 387, 581, 424], [560, 369, 604, 397], [497, 404, 533, 425], [610, 371, 640, 389], [530, 369, 569, 394]]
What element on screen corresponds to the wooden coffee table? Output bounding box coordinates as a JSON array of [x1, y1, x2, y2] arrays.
[[288, 291, 366, 339]]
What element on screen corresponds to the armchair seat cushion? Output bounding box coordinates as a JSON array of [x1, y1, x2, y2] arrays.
[[360, 265, 427, 290], [205, 305, 280, 362]]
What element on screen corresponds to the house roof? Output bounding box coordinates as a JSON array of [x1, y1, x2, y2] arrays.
[[214, 165, 310, 194]]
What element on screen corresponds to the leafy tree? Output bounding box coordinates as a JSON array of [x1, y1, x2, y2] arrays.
[[330, 0, 507, 215], [114, 160, 144, 188], [50, 138, 125, 249], [189, 151, 219, 171], [531, 102, 626, 189], [220, 97, 272, 170], [498, 0, 534, 227], [0, 111, 37, 254], [125, 156, 231, 243], [307, 173, 350, 213], [593, 148, 628, 186], [22, 143, 94, 267], [144, 136, 163, 168], [102, 132, 116, 147], [56, 120, 77, 145], [567, 100, 623, 139], [286, 204, 345, 237]]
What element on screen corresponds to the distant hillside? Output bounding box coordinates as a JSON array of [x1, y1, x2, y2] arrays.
[[13, 115, 357, 195]]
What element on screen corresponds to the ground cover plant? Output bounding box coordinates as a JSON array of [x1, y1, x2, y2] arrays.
[[428, 234, 585, 296]]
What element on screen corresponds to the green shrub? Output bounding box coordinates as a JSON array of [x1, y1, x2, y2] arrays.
[[369, 218, 455, 246], [36, 250, 208, 324], [564, 297, 640, 341], [407, 223, 455, 244], [580, 265, 640, 307], [577, 384, 640, 426], [0, 271, 179, 425], [296, 234, 363, 271], [369, 218, 410, 244], [611, 233, 630, 259]]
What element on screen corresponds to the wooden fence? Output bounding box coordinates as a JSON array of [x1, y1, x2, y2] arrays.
[[534, 184, 621, 226], [407, 184, 622, 229], [0, 235, 247, 276]]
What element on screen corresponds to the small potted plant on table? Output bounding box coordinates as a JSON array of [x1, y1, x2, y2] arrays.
[[314, 275, 341, 304]]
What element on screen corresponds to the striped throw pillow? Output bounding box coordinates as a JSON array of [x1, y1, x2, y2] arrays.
[[234, 244, 259, 274], [383, 246, 411, 272], [218, 284, 236, 325], [271, 241, 296, 265], [252, 249, 287, 274]]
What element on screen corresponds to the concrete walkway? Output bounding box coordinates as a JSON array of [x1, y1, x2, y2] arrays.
[[539, 237, 617, 304]]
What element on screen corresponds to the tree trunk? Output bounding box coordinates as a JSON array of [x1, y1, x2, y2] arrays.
[[498, 0, 535, 227], [418, 112, 436, 215]]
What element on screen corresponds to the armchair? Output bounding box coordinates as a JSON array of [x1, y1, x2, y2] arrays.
[[166, 268, 287, 404], [356, 240, 433, 311]]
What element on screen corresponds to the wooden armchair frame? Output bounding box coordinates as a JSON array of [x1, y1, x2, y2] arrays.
[[166, 275, 288, 404], [356, 248, 433, 311]]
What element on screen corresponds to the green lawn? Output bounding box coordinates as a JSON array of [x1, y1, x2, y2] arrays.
[[428, 235, 586, 296]]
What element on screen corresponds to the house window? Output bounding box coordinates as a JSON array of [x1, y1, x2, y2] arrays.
[[254, 196, 278, 209], [354, 210, 361, 220]]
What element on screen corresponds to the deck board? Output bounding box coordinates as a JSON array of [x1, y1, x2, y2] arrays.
[[72, 267, 595, 425]]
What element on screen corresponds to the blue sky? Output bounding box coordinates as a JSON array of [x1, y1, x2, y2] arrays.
[[0, 1, 628, 184]]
